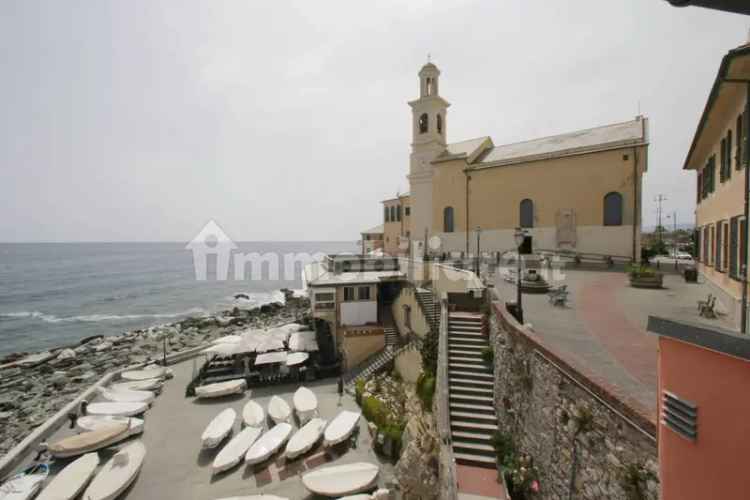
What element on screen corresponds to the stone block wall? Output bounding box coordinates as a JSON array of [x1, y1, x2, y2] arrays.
[[491, 304, 659, 500]]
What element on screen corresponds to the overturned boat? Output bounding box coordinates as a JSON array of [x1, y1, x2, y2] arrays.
[[324, 410, 361, 446], [244, 422, 293, 465], [285, 417, 327, 460], [85, 401, 148, 417], [242, 400, 265, 428], [36, 453, 99, 500], [76, 415, 144, 437], [212, 426, 263, 475], [267, 395, 291, 424], [195, 379, 246, 399], [82, 441, 146, 500], [97, 387, 155, 405], [302, 462, 379, 497], [201, 408, 236, 449], [49, 423, 130, 458], [120, 367, 167, 381], [292, 386, 317, 425]]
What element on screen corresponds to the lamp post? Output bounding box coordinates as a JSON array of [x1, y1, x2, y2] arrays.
[[514, 227, 526, 324], [475, 226, 481, 276]]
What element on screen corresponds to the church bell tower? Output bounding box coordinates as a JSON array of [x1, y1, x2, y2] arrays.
[[407, 61, 450, 257]]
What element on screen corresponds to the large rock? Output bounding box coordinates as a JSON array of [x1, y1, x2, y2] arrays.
[[395, 415, 439, 500]]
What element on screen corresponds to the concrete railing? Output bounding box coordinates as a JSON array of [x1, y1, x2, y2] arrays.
[[435, 293, 458, 499], [0, 342, 211, 479]]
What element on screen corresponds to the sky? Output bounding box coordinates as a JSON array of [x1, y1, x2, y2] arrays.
[[0, 1, 747, 242]]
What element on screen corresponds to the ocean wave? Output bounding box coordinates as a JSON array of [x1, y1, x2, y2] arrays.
[[0, 308, 207, 324], [229, 290, 287, 306]]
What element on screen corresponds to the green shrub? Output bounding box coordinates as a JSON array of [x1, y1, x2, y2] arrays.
[[355, 379, 366, 405], [380, 421, 406, 457], [627, 264, 657, 278], [420, 329, 438, 376], [416, 373, 436, 411], [491, 430, 516, 469], [481, 346, 494, 365], [361, 395, 387, 427]]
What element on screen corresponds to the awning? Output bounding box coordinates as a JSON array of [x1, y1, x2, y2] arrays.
[[254, 352, 288, 366], [289, 330, 319, 352], [286, 352, 309, 366]]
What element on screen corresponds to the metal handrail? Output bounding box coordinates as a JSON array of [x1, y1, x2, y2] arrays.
[[435, 293, 458, 499]]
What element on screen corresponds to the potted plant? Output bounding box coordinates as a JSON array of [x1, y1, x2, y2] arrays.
[[627, 264, 663, 289]]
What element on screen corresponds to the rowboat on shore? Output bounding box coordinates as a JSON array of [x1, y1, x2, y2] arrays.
[[120, 367, 167, 381], [324, 410, 361, 447], [201, 408, 236, 449], [49, 423, 130, 458], [76, 415, 144, 437], [302, 462, 379, 497], [110, 378, 162, 392], [0, 463, 48, 500], [244, 423, 293, 465], [285, 417, 326, 460], [85, 401, 148, 417], [267, 395, 291, 424], [242, 400, 265, 428], [97, 387, 155, 405], [292, 386, 317, 425], [82, 441, 146, 500], [36, 453, 99, 500], [195, 379, 246, 399], [211, 426, 263, 474]]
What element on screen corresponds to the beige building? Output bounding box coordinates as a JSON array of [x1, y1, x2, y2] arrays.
[[360, 224, 384, 255], [401, 62, 649, 260], [381, 194, 411, 255], [685, 42, 749, 331]]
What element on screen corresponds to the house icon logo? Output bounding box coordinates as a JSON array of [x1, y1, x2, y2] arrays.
[[185, 220, 238, 280]]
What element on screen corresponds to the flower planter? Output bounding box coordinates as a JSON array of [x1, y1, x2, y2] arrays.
[[629, 273, 663, 289]]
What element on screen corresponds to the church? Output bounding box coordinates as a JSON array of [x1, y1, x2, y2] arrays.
[[384, 62, 650, 261]]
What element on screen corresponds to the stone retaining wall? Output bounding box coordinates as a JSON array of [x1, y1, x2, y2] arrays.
[[492, 303, 659, 500]]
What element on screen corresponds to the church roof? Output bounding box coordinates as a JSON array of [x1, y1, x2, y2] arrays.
[[361, 224, 384, 235], [473, 118, 647, 168], [445, 137, 491, 156]]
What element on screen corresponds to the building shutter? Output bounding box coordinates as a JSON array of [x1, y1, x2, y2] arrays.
[[727, 130, 732, 180], [703, 226, 709, 264], [695, 227, 701, 263], [720, 138, 726, 182], [716, 221, 723, 270], [697, 173, 702, 203], [730, 217, 739, 278]]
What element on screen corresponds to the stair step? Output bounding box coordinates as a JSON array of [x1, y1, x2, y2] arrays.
[[449, 363, 492, 373], [450, 377, 493, 387], [453, 452, 497, 467], [449, 355, 486, 363], [449, 330, 485, 337], [449, 370, 493, 380], [450, 393, 494, 404], [450, 402, 495, 414], [450, 420, 498, 432], [448, 337, 486, 345], [449, 349, 483, 357], [453, 440, 496, 454], [450, 411, 497, 423], [452, 430, 495, 443]]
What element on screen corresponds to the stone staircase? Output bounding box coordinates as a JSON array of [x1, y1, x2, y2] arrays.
[[447, 312, 497, 468], [344, 340, 416, 389], [384, 326, 399, 348], [415, 288, 440, 333]]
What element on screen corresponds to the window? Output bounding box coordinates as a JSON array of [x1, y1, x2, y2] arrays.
[[426, 77, 433, 95], [405, 206, 410, 216], [396, 205, 402, 221], [384, 206, 389, 222], [697, 172, 702, 204], [315, 292, 334, 302], [737, 113, 744, 170], [696, 227, 702, 263], [702, 156, 716, 198], [437, 114, 443, 134], [603, 192, 623, 226], [358, 286, 371, 301], [716, 220, 724, 271], [730, 217, 740, 279], [741, 218, 748, 278], [722, 222, 729, 272], [390, 206, 396, 222], [710, 224, 715, 266], [519, 199, 534, 228], [343, 287, 355, 301], [703, 226, 709, 263], [419, 113, 428, 134], [720, 138, 727, 182], [727, 130, 733, 181], [443, 206, 454, 233]]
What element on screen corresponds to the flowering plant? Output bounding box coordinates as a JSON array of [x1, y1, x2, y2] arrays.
[[506, 453, 540, 498]]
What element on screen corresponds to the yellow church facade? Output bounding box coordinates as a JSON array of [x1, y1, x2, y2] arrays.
[[388, 62, 650, 261]]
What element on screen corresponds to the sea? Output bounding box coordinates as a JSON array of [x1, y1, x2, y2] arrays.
[[0, 241, 356, 357]]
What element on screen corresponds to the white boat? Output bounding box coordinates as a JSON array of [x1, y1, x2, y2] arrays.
[[77, 416, 144, 437], [338, 495, 372, 500], [0, 464, 48, 500], [110, 378, 162, 392], [195, 379, 246, 399], [292, 386, 317, 424], [267, 395, 291, 424], [211, 426, 263, 474], [36, 453, 99, 500], [49, 423, 130, 458], [97, 387, 155, 405], [85, 401, 148, 417], [244, 423, 293, 465], [324, 410, 361, 446], [214, 496, 289, 500], [82, 441, 146, 500], [302, 462, 379, 497], [201, 408, 236, 449], [285, 418, 327, 460], [242, 400, 265, 428], [120, 367, 166, 381]]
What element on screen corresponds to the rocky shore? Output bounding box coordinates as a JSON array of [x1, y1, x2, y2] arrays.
[[0, 289, 310, 458]]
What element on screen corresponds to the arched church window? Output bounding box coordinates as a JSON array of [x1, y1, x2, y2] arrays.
[[520, 199, 534, 228], [443, 206, 454, 233], [437, 114, 442, 134], [426, 78, 433, 95], [603, 192, 623, 226], [419, 113, 428, 134]]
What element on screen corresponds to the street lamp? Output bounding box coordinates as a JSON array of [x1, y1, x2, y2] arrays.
[[514, 227, 526, 324], [475, 226, 481, 276]]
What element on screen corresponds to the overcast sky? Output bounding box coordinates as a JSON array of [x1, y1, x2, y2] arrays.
[[0, 1, 747, 242]]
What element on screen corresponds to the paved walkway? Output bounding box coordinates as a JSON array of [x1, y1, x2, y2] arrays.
[[495, 268, 731, 419], [457, 464, 507, 499]]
